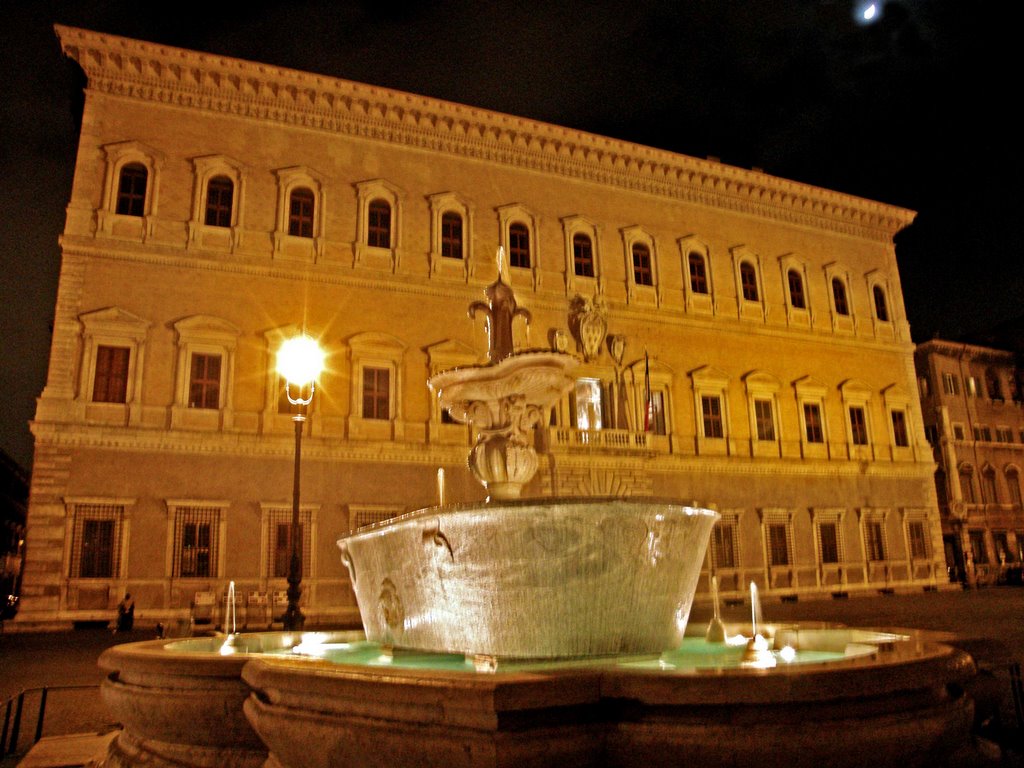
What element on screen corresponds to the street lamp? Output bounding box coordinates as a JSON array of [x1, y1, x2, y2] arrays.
[[276, 334, 325, 631]]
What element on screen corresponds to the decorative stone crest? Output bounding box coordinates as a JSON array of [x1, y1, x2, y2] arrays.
[[569, 294, 608, 362]]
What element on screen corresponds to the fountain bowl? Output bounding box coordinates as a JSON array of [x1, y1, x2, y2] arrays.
[[338, 497, 719, 659]]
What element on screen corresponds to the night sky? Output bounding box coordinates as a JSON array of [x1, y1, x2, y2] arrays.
[[1, 0, 1020, 471]]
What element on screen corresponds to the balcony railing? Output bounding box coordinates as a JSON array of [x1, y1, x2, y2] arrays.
[[547, 427, 652, 452]]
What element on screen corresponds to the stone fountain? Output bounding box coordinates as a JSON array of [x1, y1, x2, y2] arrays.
[[95, 248, 983, 768]]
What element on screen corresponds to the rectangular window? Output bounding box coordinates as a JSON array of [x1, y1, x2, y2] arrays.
[[362, 366, 390, 420], [367, 201, 391, 248], [701, 395, 724, 438], [573, 235, 594, 277], [574, 378, 604, 431], [93, 345, 130, 403], [982, 472, 998, 504], [953, 424, 965, 440], [508, 224, 530, 268], [648, 390, 667, 435], [205, 178, 234, 227], [818, 522, 841, 564], [188, 353, 221, 409], [689, 254, 708, 294], [941, 373, 960, 396], [992, 531, 1010, 564], [173, 507, 220, 577], [803, 403, 824, 443], [267, 510, 312, 579], [632, 245, 653, 286], [710, 521, 737, 569], [996, 427, 1014, 443], [767, 523, 790, 566], [966, 376, 978, 397], [890, 410, 909, 447], [754, 399, 775, 441], [441, 213, 463, 259], [907, 521, 929, 559], [849, 406, 868, 445], [924, 424, 938, 444], [865, 521, 886, 561], [968, 529, 987, 564], [69, 504, 124, 578]]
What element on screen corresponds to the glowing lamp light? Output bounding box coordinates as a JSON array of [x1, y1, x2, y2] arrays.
[[277, 335, 325, 387]]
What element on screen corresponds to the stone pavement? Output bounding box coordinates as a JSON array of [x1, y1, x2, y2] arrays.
[[1, 587, 1022, 766]]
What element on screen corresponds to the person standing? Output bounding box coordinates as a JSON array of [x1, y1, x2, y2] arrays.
[[115, 593, 134, 633]]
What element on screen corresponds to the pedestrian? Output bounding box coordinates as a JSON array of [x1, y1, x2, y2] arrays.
[[115, 592, 135, 633]]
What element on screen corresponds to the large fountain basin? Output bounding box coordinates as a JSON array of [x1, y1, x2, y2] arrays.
[[337, 498, 719, 659]]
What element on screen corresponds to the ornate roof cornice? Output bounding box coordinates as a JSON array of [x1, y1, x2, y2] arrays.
[[56, 24, 916, 243]]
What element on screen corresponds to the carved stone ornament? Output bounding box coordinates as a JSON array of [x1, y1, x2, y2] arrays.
[[608, 334, 627, 366], [550, 328, 568, 353], [569, 294, 608, 362]]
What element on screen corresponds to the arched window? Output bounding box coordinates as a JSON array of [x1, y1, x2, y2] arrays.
[[441, 211, 462, 259], [982, 466, 998, 504], [205, 176, 234, 227], [959, 466, 975, 504], [688, 252, 708, 294], [632, 243, 653, 285], [740, 262, 758, 301], [573, 233, 594, 277], [367, 199, 392, 248], [1007, 468, 1023, 508], [831, 277, 849, 315], [508, 222, 530, 268], [787, 269, 806, 309], [288, 187, 315, 238], [116, 163, 148, 217], [873, 285, 889, 321]]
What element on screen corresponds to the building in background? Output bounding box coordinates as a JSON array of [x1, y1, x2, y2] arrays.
[[914, 338, 1024, 586], [0, 449, 28, 619], [14, 26, 949, 629]]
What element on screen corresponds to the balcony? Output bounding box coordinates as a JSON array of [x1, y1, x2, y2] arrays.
[[546, 427, 652, 453]]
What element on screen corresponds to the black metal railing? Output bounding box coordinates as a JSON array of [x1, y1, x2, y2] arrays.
[[1, 685, 101, 757]]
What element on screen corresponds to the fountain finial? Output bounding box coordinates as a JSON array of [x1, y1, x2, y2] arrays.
[[469, 247, 532, 364]]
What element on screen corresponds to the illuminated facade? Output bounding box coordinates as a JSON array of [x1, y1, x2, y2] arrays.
[[15, 26, 948, 629], [914, 339, 1024, 585]]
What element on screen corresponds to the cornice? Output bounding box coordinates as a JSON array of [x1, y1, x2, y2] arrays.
[[55, 25, 915, 244], [916, 338, 1016, 362]]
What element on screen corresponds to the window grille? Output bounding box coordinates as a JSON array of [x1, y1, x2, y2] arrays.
[[173, 506, 220, 577], [766, 522, 791, 566], [265, 509, 312, 578], [710, 517, 738, 570], [864, 520, 886, 561], [351, 507, 401, 531], [907, 520, 929, 559], [69, 504, 124, 578], [817, 521, 843, 564]]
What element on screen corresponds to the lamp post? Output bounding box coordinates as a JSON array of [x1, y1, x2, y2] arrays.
[[276, 334, 325, 631]]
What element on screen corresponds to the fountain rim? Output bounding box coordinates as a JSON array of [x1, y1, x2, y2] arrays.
[[337, 496, 720, 542]]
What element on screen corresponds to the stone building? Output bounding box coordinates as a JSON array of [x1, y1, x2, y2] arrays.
[[15, 25, 949, 629], [914, 339, 1024, 586]]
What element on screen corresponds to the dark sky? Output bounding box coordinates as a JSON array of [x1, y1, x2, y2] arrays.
[[1, 0, 1020, 470]]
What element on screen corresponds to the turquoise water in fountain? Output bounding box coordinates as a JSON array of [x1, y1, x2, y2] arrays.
[[254, 635, 862, 673]]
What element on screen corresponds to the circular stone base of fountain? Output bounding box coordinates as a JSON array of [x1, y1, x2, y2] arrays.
[[240, 627, 978, 768], [338, 498, 719, 658]]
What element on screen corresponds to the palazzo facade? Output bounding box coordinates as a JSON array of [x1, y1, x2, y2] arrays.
[[15, 25, 948, 629], [915, 339, 1024, 586]]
